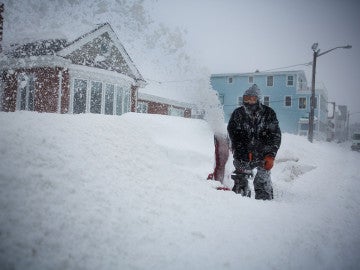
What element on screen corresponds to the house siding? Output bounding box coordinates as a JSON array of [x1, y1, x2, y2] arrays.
[[137, 98, 192, 118], [211, 71, 329, 139], [1, 67, 70, 113]]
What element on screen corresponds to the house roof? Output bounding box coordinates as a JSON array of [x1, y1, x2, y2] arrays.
[[5, 39, 68, 58], [57, 23, 145, 86], [2, 23, 146, 87], [211, 70, 307, 78]]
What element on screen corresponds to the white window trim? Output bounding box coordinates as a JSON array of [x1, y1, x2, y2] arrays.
[[298, 97, 307, 110], [263, 95, 270, 106], [168, 106, 185, 117], [70, 77, 131, 115], [16, 73, 35, 111], [104, 83, 115, 115], [284, 95, 292, 108], [286, 75, 294, 87], [89, 80, 103, 114], [266, 75, 274, 87], [137, 101, 148, 113]]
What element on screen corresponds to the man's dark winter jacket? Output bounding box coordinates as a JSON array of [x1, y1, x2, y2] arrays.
[[227, 104, 281, 162]]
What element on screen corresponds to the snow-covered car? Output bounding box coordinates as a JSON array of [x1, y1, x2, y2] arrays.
[[351, 132, 360, 151]]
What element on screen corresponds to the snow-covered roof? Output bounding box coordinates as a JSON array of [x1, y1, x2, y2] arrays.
[[211, 70, 307, 78], [57, 23, 146, 86], [2, 23, 146, 87], [138, 92, 196, 109], [5, 39, 67, 58]]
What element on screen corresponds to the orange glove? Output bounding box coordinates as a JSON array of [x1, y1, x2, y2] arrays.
[[264, 156, 275, 171]]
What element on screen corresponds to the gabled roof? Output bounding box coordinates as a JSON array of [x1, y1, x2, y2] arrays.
[[58, 23, 145, 85], [2, 23, 146, 87], [5, 39, 67, 58]]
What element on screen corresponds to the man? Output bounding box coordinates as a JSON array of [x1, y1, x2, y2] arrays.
[[227, 84, 281, 200]]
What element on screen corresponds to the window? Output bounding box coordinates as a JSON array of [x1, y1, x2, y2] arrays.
[[137, 102, 148, 113], [238, 96, 243, 106], [115, 86, 131, 115], [218, 94, 224, 105], [263, 96, 270, 106], [299, 97, 307, 109], [285, 96, 292, 107], [17, 74, 35, 111], [287, 75, 294, 86], [115, 87, 124, 115], [298, 78, 305, 91], [90, 81, 102, 114], [73, 79, 87, 114], [267, 76, 273, 87], [248, 76, 253, 84], [72, 79, 131, 115], [228, 77, 233, 84], [169, 107, 184, 117], [105, 84, 114, 115], [123, 89, 130, 113]]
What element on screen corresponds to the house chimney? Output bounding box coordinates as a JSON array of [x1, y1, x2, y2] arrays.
[[0, 3, 4, 53]]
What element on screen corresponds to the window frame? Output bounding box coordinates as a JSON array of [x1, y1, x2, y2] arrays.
[[248, 76, 254, 84], [137, 101, 148, 114], [104, 83, 115, 115], [266, 75, 274, 87], [263, 96, 270, 107], [16, 73, 36, 111], [70, 78, 131, 115], [286, 75, 294, 87], [284, 96, 292, 107], [298, 97, 307, 110], [169, 106, 185, 117]]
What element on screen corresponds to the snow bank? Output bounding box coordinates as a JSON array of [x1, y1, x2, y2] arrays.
[[0, 112, 359, 270]]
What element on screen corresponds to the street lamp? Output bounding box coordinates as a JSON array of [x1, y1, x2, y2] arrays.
[[308, 43, 352, 143]]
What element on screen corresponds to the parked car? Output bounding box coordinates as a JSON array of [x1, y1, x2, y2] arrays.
[[351, 132, 360, 151]]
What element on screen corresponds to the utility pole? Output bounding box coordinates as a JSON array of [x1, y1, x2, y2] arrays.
[[308, 46, 318, 143], [308, 43, 352, 143]]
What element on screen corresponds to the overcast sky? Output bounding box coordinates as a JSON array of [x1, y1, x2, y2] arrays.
[[146, 0, 360, 123], [2, 0, 359, 123]]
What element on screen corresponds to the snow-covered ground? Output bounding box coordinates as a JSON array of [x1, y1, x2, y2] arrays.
[[0, 111, 359, 270]]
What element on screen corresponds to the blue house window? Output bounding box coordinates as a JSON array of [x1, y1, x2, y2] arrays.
[[238, 96, 243, 106], [264, 96, 270, 106], [299, 97, 307, 109], [227, 77, 233, 84], [287, 75, 294, 86], [267, 76, 273, 87], [248, 76, 253, 84], [285, 96, 292, 107]]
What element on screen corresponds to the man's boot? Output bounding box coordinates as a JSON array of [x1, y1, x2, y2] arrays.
[[231, 173, 251, 197]]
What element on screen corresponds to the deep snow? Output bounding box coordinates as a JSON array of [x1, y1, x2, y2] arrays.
[[0, 111, 359, 270]]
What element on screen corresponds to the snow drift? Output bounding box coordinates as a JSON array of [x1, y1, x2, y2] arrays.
[[0, 111, 359, 270]]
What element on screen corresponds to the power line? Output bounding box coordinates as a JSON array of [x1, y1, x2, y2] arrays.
[[144, 61, 313, 84], [262, 62, 312, 72]]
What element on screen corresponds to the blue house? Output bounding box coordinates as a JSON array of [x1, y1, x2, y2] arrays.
[[210, 70, 329, 140]]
